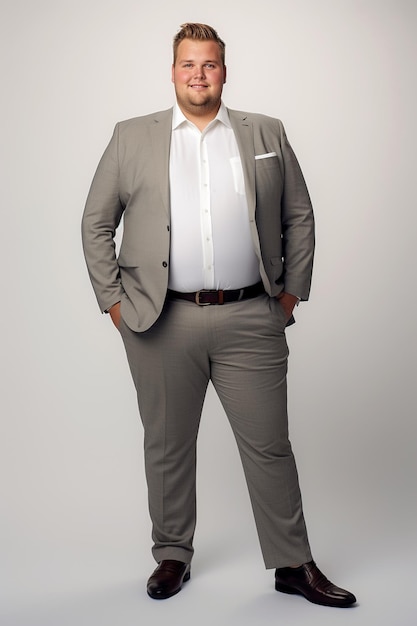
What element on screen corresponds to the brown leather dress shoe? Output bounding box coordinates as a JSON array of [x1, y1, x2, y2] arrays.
[[147, 560, 191, 599], [275, 561, 356, 607]]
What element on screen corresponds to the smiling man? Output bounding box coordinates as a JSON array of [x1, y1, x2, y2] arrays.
[[172, 38, 226, 127], [82, 23, 356, 608]]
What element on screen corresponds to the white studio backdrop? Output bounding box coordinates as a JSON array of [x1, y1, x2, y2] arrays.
[[1, 1, 416, 625]]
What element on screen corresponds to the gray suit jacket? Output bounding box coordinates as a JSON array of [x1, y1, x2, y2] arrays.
[[82, 108, 315, 332]]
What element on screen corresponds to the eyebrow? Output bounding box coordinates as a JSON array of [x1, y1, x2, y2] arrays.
[[179, 59, 219, 64]]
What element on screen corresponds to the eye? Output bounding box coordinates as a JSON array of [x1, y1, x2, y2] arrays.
[[204, 63, 215, 69]]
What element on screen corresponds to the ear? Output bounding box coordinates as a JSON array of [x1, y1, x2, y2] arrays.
[[223, 65, 227, 84], [171, 64, 175, 84]]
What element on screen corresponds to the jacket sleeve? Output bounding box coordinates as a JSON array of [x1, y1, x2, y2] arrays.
[[279, 121, 315, 301], [81, 124, 125, 313]]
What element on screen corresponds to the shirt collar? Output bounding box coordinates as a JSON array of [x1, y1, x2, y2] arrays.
[[172, 101, 231, 130]]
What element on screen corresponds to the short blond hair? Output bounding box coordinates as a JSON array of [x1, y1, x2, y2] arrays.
[[173, 23, 226, 65]]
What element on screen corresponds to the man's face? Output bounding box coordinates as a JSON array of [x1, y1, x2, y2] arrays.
[[172, 38, 226, 119]]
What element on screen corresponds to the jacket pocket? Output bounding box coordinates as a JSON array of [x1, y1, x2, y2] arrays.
[[255, 151, 278, 160]]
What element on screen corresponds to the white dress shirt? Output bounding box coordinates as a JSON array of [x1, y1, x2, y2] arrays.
[[168, 102, 261, 292]]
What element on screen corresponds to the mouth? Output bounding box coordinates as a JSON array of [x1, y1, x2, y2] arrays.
[[189, 84, 208, 90]]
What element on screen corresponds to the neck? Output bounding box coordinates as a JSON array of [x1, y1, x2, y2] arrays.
[[178, 102, 221, 131]]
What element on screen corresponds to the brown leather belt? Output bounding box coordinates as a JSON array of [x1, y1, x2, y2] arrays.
[[167, 282, 264, 306]]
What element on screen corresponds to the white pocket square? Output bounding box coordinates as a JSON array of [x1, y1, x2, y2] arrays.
[[255, 152, 277, 160]]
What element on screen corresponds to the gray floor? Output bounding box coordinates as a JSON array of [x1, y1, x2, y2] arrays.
[[2, 384, 415, 626], [1, 536, 414, 626]]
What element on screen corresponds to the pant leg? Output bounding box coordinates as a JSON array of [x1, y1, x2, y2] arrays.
[[209, 294, 312, 569], [119, 299, 211, 564]]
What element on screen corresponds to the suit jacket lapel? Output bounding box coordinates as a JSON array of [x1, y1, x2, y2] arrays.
[[149, 108, 173, 218], [228, 109, 270, 289]]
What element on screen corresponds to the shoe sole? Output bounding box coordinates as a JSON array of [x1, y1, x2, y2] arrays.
[[275, 581, 356, 608]]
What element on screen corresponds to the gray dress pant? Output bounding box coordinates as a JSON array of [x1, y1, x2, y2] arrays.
[[119, 293, 312, 569]]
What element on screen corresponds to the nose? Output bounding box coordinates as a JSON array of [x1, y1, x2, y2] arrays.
[[194, 65, 206, 79]]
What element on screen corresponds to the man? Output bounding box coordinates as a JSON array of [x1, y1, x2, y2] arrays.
[[82, 23, 356, 607]]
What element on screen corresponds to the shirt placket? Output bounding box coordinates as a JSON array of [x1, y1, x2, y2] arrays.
[[200, 135, 214, 289]]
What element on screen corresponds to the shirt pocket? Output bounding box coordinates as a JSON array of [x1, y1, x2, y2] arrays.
[[229, 156, 246, 195]]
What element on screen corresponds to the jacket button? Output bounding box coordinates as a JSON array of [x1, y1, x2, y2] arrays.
[[162, 261, 168, 267]]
